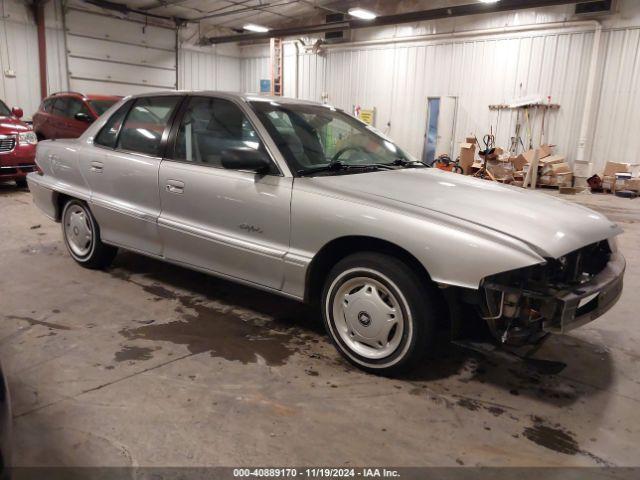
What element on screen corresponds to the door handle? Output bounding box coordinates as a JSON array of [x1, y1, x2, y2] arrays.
[[90, 161, 104, 173], [165, 179, 184, 194]]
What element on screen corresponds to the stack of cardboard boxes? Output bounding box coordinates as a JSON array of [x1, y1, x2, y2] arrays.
[[457, 138, 638, 196]]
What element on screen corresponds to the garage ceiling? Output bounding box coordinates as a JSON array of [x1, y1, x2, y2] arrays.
[[82, 1, 497, 32]]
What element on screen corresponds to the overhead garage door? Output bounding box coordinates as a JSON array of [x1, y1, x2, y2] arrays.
[[64, 7, 177, 96]]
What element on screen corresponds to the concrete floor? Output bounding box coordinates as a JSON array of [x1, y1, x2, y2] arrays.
[[0, 183, 639, 468]]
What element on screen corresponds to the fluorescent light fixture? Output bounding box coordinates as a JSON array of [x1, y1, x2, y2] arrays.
[[244, 23, 270, 32], [479, 0, 500, 3], [348, 7, 377, 20]]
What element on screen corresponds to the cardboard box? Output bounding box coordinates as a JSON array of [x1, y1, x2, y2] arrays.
[[543, 162, 572, 175], [603, 161, 630, 176], [539, 144, 553, 158], [459, 142, 476, 175], [538, 154, 565, 166], [487, 158, 514, 181], [625, 178, 640, 191], [539, 172, 572, 187], [510, 155, 528, 171]]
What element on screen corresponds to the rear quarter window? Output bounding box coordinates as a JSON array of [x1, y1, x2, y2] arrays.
[[94, 101, 132, 149]]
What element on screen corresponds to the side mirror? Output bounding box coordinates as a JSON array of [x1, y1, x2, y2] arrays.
[[12, 107, 23, 119], [74, 112, 93, 123], [221, 147, 271, 173]]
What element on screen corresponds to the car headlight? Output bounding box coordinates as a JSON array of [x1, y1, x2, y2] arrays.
[[18, 131, 38, 145]]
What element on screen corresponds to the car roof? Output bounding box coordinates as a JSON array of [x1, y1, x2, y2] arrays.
[[125, 90, 324, 107], [46, 92, 121, 101]]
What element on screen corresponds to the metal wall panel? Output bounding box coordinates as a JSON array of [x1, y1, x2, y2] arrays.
[[591, 27, 640, 173], [0, 2, 41, 118], [179, 48, 241, 92], [240, 52, 270, 94]]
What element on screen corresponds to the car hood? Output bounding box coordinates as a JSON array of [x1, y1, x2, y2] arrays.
[[0, 115, 31, 134], [308, 168, 621, 258]]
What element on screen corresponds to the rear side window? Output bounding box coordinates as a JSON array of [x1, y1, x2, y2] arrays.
[[42, 99, 55, 113], [95, 101, 132, 148], [117, 96, 181, 157]]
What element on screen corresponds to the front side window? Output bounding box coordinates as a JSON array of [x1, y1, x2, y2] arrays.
[[251, 101, 416, 176], [172, 97, 273, 172], [66, 98, 91, 119], [94, 101, 132, 148], [117, 96, 180, 157]]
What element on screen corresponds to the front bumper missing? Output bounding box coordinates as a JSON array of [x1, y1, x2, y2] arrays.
[[483, 252, 626, 336], [542, 252, 625, 334]]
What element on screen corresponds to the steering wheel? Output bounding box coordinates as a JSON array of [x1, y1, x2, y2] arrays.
[[331, 145, 367, 163]]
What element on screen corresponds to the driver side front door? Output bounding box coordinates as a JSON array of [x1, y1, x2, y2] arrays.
[[158, 96, 292, 291]]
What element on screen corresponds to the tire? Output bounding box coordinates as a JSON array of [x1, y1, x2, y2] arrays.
[[321, 252, 436, 375], [61, 199, 117, 269], [15, 178, 28, 189]]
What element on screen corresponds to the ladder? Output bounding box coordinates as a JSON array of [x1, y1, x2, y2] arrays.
[[270, 37, 283, 96]]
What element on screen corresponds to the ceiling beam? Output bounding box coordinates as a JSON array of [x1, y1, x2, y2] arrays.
[[201, 0, 586, 44]]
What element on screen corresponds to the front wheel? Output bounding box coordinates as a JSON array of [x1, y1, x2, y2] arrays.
[[61, 199, 117, 269], [321, 252, 436, 375]]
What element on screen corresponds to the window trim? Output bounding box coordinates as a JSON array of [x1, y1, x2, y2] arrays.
[[163, 95, 284, 177]]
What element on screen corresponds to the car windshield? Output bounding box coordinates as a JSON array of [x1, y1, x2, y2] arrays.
[[89, 99, 118, 116], [0, 100, 11, 117], [250, 101, 417, 176]]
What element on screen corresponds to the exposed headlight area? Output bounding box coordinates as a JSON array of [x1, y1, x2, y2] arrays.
[[480, 240, 618, 345], [18, 131, 38, 145]]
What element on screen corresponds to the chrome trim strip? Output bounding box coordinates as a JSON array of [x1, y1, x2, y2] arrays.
[[158, 216, 286, 260], [90, 196, 157, 223]]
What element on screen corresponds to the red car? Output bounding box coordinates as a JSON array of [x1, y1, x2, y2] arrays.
[[0, 99, 37, 188], [32, 91, 121, 140]]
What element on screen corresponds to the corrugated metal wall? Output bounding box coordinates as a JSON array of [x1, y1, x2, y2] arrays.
[[591, 27, 640, 171], [179, 48, 241, 92], [0, 0, 41, 118]]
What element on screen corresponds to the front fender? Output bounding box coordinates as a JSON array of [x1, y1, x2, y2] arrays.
[[284, 184, 545, 298]]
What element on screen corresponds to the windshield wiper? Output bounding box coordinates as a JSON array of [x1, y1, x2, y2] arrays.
[[384, 158, 429, 168], [297, 160, 394, 177]]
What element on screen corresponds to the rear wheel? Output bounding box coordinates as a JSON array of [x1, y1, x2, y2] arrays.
[[321, 252, 436, 375], [61, 199, 117, 269], [15, 178, 28, 189]]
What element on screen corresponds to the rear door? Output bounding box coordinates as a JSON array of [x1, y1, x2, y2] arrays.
[[157, 95, 292, 290], [86, 95, 182, 255]]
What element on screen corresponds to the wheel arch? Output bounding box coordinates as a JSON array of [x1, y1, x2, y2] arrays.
[[53, 192, 74, 221], [304, 235, 436, 305]]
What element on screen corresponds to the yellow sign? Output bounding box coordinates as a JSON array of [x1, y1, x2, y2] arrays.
[[358, 108, 375, 126]]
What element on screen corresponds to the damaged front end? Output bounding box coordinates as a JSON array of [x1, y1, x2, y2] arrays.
[[479, 238, 625, 345]]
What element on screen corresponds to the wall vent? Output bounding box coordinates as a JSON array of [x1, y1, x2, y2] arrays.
[[324, 13, 346, 43], [575, 0, 614, 16]]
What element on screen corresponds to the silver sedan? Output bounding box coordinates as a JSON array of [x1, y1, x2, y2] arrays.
[[28, 92, 625, 375]]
